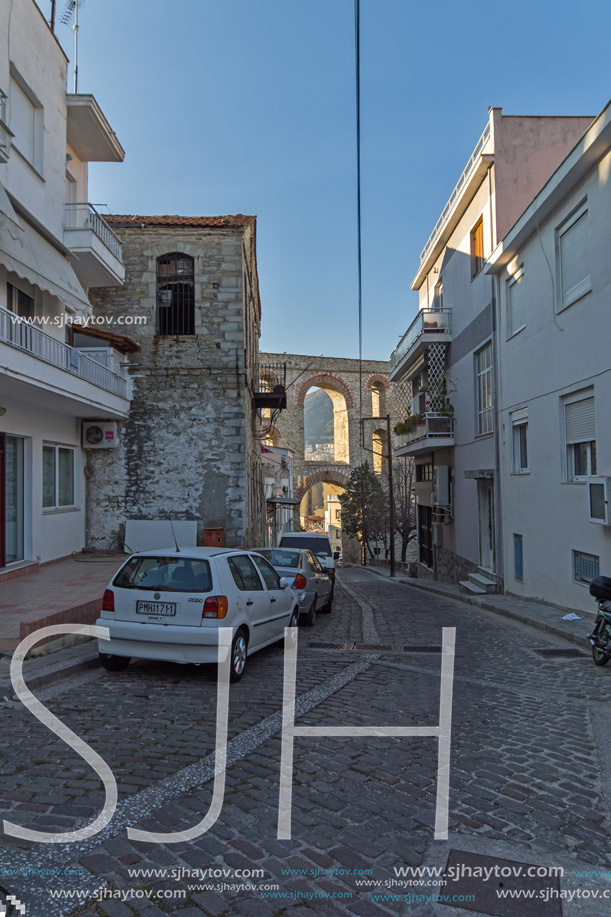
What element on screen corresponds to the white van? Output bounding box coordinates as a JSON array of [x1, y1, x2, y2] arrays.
[[279, 533, 336, 584]]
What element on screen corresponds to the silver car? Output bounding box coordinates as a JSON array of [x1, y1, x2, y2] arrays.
[[253, 547, 333, 626]]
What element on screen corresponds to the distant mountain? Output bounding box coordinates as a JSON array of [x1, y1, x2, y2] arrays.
[[304, 388, 333, 447]]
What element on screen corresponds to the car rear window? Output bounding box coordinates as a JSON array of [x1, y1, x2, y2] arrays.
[[257, 549, 301, 568], [113, 556, 212, 592], [280, 536, 331, 556]]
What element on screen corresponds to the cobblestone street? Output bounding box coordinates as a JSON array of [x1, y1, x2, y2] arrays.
[[2, 568, 611, 916]]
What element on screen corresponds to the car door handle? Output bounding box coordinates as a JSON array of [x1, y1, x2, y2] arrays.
[[270, 597, 277, 603], [246, 600, 254, 606]]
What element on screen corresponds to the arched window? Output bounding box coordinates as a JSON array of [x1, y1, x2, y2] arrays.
[[156, 253, 195, 335]]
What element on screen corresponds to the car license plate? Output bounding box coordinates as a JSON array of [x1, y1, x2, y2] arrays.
[[136, 601, 176, 616]]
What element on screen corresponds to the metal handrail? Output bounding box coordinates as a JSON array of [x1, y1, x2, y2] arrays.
[[0, 306, 128, 398], [64, 203, 123, 261], [403, 411, 454, 442], [419, 122, 491, 264], [389, 308, 452, 374]]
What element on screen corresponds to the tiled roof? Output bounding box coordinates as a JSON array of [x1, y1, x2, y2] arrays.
[[104, 214, 256, 228]]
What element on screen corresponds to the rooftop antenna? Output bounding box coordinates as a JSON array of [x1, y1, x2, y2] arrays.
[[168, 516, 181, 554], [61, 0, 85, 93]]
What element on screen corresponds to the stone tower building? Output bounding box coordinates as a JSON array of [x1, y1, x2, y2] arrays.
[[86, 214, 264, 550]]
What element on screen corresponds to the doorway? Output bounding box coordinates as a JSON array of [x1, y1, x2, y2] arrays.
[[1, 434, 25, 566], [478, 480, 495, 571]]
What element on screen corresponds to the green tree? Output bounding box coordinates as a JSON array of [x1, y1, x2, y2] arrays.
[[339, 462, 389, 562]]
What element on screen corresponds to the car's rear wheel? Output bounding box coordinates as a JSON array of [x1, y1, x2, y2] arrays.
[[230, 629, 248, 682], [302, 597, 317, 627], [99, 653, 130, 672]]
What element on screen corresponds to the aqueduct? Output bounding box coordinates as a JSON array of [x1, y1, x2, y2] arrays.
[[259, 352, 391, 507]]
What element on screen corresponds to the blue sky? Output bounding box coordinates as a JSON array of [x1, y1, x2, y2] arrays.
[[43, 0, 611, 360]]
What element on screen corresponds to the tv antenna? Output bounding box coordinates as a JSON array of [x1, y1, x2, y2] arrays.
[[61, 0, 85, 93]]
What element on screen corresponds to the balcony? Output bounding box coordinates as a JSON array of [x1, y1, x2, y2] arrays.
[[254, 362, 287, 410], [0, 306, 130, 415], [389, 309, 452, 381], [64, 203, 125, 288], [394, 412, 454, 458]]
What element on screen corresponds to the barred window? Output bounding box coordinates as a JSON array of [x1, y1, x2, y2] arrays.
[[572, 550, 599, 586], [156, 253, 195, 335]]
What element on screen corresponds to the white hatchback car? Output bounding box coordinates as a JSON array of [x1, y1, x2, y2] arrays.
[[96, 547, 299, 681]]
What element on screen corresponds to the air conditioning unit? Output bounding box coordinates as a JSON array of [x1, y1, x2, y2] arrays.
[[433, 465, 451, 507], [587, 477, 611, 525], [82, 421, 119, 449]]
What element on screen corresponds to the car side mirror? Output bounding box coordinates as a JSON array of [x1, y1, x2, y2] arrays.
[[279, 577, 290, 589]]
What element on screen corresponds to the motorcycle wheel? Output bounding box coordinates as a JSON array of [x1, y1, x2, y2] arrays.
[[592, 615, 611, 666]]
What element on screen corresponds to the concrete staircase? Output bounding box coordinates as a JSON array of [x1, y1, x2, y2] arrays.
[[459, 568, 498, 596]]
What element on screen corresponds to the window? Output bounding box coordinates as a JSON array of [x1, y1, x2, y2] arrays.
[[10, 71, 43, 173], [434, 280, 443, 310], [573, 550, 599, 586], [416, 463, 433, 482], [227, 555, 264, 591], [7, 282, 34, 319], [156, 253, 195, 335], [511, 409, 528, 473], [470, 217, 484, 278], [42, 445, 75, 509], [418, 504, 433, 567], [475, 342, 493, 435], [564, 392, 596, 481], [557, 204, 590, 311], [513, 534, 523, 582], [113, 556, 212, 592], [507, 268, 526, 337], [251, 554, 281, 590]]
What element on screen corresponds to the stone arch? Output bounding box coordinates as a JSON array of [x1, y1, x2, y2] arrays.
[[295, 373, 356, 408], [261, 426, 281, 447], [372, 427, 388, 474], [294, 467, 351, 503], [365, 373, 390, 391]]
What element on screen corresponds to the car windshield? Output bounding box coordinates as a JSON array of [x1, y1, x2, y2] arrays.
[[281, 536, 331, 556], [113, 556, 212, 592], [257, 549, 301, 568]]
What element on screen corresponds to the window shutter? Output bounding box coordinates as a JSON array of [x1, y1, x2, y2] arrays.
[[565, 396, 595, 444], [508, 273, 526, 334], [560, 211, 589, 308]]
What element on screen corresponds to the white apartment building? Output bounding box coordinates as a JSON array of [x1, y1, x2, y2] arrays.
[[488, 99, 611, 611], [390, 107, 592, 589], [0, 0, 127, 569]]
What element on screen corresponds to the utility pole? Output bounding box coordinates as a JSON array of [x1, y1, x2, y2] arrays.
[[361, 415, 396, 578]]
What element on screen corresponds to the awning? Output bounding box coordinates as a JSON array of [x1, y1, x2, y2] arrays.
[[0, 198, 91, 312], [72, 323, 140, 353]]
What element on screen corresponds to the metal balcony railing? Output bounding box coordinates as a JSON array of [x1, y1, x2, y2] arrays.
[[419, 122, 491, 265], [390, 309, 452, 374], [254, 362, 287, 410], [0, 306, 128, 398], [396, 412, 454, 446], [64, 203, 123, 261]]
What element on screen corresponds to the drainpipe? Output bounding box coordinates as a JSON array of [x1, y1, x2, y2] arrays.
[[491, 275, 503, 588]]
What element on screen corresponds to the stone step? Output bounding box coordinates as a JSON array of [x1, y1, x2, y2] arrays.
[[477, 567, 498, 584], [459, 580, 487, 596], [468, 572, 498, 594]]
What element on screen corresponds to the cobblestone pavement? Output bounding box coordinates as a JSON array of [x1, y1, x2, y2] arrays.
[[1, 568, 611, 916]]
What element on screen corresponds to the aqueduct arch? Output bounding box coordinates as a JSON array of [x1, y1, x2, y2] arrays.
[[260, 352, 391, 522]]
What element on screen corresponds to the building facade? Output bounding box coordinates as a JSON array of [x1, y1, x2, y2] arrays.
[[390, 108, 593, 589], [489, 100, 611, 611], [86, 215, 265, 551], [0, 0, 126, 570]]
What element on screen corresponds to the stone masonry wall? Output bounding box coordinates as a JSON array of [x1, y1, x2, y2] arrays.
[[86, 222, 261, 550]]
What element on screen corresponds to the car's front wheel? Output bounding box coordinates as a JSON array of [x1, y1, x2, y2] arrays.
[[99, 653, 130, 672], [230, 629, 248, 682], [302, 597, 317, 627]]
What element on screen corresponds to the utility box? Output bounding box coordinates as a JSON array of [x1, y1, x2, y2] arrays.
[[204, 528, 225, 547], [434, 465, 451, 507]]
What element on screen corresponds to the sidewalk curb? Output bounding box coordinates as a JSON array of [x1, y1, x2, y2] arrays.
[[0, 645, 99, 697], [361, 566, 592, 649]]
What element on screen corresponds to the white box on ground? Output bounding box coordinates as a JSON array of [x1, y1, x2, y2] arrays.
[[124, 520, 198, 553]]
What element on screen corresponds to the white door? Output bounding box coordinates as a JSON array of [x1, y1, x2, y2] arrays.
[[478, 481, 495, 571], [251, 554, 294, 640], [226, 555, 271, 649]]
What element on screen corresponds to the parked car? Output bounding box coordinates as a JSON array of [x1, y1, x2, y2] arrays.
[[279, 533, 336, 585], [96, 547, 299, 682], [253, 547, 333, 625]]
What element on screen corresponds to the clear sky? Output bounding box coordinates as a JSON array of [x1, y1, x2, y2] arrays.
[[42, 0, 611, 361]]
